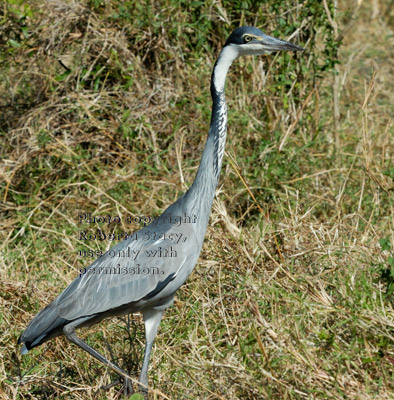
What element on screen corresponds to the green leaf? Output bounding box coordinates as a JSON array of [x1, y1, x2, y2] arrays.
[[128, 395, 144, 400], [383, 167, 394, 178], [379, 238, 391, 252], [8, 39, 22, 48]]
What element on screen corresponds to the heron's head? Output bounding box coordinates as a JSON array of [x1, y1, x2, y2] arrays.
[[224, 26, 304, 56], [213, 26, 303, 93]]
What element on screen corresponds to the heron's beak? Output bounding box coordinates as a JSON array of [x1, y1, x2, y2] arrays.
[[256, 35, 304, 52]]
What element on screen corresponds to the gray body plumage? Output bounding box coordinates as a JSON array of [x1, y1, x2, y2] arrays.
[[20, 195, 207, 347], [18, 26, 303, 395]]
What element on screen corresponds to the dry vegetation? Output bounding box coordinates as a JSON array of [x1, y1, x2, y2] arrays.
[[0, 0, 393, 399]]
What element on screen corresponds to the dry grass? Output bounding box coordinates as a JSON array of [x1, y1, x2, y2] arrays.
[[1, 0, 393, 399]]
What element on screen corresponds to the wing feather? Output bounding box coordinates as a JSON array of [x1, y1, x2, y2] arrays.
[[57, 217, 197, 320]]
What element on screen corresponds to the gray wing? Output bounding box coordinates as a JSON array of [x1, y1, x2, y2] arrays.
[[56, 212, 199, 320]]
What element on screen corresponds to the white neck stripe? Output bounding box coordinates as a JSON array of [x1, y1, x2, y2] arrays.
[[213, 44, 240, 93]]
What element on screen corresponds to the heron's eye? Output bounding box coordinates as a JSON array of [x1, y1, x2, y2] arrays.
[[244, 35, 253, 43]]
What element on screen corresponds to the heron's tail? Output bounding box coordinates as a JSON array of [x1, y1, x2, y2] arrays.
[[18, 300, 68, 354]]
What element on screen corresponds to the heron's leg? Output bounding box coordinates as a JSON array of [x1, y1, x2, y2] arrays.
[[139, 309, 163, 395], [63, 318, 134, 396]]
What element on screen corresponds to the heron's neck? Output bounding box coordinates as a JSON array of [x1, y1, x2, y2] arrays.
[[186, 45, 239, 220]]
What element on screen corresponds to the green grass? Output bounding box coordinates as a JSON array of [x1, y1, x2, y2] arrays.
[[1, 0, 393, 399]]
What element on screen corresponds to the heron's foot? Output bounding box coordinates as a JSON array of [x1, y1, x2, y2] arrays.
[[138, 377, 148, 398], [120, 376, 134, 397], [138, 383, 148, 399], [99, 378, 121, 391]]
